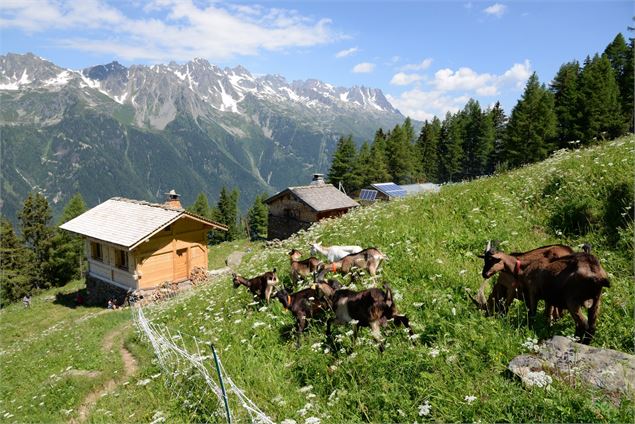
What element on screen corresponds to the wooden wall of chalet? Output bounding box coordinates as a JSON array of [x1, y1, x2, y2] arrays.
[[86, 239, 137, 289], [135, 218, 209, 289]]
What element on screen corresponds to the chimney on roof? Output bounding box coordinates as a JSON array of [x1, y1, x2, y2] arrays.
[[164, 189, 182, 208], [310, 174, 325, 186]]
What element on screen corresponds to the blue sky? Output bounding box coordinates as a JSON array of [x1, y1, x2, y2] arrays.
[[1, 0, 631, 120]]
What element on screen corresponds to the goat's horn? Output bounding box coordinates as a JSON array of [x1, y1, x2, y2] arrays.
[[485, 240, 491, 253]]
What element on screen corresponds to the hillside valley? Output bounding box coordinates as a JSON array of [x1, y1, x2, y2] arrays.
[[0, 136, 633, 423], [0, 53, 406, 220]]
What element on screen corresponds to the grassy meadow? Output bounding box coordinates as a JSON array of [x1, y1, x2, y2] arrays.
[[1, 136, 633, 423]]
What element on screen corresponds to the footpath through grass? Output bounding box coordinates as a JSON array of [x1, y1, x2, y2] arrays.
[[1, 136, 633, 423]]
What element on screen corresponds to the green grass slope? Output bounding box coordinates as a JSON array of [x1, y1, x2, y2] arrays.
[[1, 136, 632, 423]]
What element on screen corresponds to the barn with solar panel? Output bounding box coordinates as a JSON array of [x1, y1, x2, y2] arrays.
[[264, 174, 359, 240], [360, 182, 408, 202]]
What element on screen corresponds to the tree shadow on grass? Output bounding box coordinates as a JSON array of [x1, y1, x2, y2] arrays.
[[53, 287, 94, 309]]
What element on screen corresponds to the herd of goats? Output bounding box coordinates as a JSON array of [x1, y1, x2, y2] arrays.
[[231, 240, 610, 350]]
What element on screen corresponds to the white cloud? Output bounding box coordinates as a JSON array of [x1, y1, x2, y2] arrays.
[[387, 89, 469, 121], [400, 58, 433, 71], [352, 62, 375, 73], [335, 47, 358, 58], [0, 0, 340, 61], [390, 72, 423, 86], [387, 60, 531, 120], [483, 3, 507, 17]]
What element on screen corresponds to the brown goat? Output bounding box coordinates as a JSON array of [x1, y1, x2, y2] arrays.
[[318, 283, 412, 351], [481, 247, 609, 344], [288, 249, 323, 285], [274, 279, 342, 346], [473, 242, 575, 315], [318, 247, 388, 279], [232, 269, 279, 303]]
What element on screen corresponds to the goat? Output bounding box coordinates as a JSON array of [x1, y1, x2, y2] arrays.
[[472, 241, 575, 315], [288, 249, 323, 285], [310, 242, 363, 262], [274, 279, 342, 346], [481, 245, 609, 344], [318, 247, 387, 280], [318, 283, 412, 351], [232, 269, 279, 303]]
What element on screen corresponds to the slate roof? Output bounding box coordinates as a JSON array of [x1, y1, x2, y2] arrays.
[[265, 183, 359, 212], [59, 197, 226, 250]]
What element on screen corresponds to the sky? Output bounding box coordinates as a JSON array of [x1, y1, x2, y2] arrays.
[[0, 0, 632, 121]]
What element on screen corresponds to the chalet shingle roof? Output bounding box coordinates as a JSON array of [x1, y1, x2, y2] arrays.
[[265, 184, 359, 212], [59, 197, 226, 249]]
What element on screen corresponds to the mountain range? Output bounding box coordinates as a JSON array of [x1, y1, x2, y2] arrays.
[[0, 52, 406, 221]]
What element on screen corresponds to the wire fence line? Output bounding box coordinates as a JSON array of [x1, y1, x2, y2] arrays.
[[132, 306, 274, 424]]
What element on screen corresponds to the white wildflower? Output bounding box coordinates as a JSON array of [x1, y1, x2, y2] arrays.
[[524, 370, 552, 388], [299, 385, 314, 393], [451, 307, 456, 316], [136, 378, 152, 386], [464, 395, 477, 404], [413, 302, 424, 307], [418, 400, 431, 416], [252, 321, 266, 328], [305, 417, 321, 424], [429, 348, 440, 358], [281, 420, 297, 424]]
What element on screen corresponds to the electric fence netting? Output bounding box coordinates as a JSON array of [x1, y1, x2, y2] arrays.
[[132, 306, 274, 424]]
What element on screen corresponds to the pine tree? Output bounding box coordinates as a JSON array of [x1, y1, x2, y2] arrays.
[[462, 99, 494, 179], [217, 187, 241, 241], [350, 142, 371, 190], [327, 135, 357, 191], [247, 194, 269, 240], [18, 192, 55, 290], [578, 54, 624, 142], [386, 124, 414, 184], [53, 193, 87, 282], [417, 118, 441, 183], [550, 61, 582, 147], [503, 73, 557, 166], [0, 218, 31, 306], [438, 111, 465, 182], [188, 192, 210, 218], [604, 33, 633, 129], [488, 101, 508, 172], [367, 137, 392, 184]]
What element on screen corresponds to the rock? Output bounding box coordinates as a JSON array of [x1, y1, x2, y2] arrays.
[[509, 336, 635, 396], [225, 251, 246, 268]]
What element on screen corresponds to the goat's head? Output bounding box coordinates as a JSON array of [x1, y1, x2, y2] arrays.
[[274, 289, 290, 308], [265, 268, 279, 286], [309, 242, 321, 257], [288, 249, 302, 261], [231, 273, 241, 288], [477, 240, 505, 279]]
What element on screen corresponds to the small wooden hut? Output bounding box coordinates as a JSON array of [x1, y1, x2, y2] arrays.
[[60, 192, 226, 292], [265, 175, 359, 240]]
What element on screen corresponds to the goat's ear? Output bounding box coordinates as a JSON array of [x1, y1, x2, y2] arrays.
[[272, 268, 277, 273], [231, 273, 236, 278]]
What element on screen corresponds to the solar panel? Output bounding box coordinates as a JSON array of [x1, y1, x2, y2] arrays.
[[359, 189, 378, 201], [372, 183, 407, 198]]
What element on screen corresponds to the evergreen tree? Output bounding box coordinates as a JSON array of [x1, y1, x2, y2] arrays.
[[18, 192, 55, 290], [187, 192, 211, 218], [550, 61, 582, 147], [578, 54, 624, 142], [438, 111, 465, 182], [461, 99, 494, 179], [503, 73, 557, 166], [0, 218, 30, 307], [386, 124, 415, 184], [53, 193, 87, 282], [350, 142, 371, 190], [247, 194, 269, 241], [217, 187, 241, 241], [367, 137, 392, 184], [488, 101, 508, 172], [604, 33, 633, 129], [417, 118, 441, 183], [327, 135, 357, 191]]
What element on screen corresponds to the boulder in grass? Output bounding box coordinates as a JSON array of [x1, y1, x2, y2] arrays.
[[509, 335, 635, 397], [225, 251, 246, 268]]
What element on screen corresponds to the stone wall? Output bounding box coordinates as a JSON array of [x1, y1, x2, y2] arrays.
[[85, 275, 129, 307], [267, 214, 311, 240]]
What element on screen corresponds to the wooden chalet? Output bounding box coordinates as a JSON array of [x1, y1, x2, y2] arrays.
[[60, 192, 227, 291], [264, 175, 359, 240]]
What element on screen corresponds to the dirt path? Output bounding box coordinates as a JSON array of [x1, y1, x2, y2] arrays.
[[70, 323, 138, 424]]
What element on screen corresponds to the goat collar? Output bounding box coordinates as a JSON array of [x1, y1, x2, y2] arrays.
[[331, 263, 337, 273], [286, 294, 291, 308]]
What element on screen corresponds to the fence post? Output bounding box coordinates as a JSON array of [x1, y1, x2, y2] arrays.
[[211, 344, 231, 424]]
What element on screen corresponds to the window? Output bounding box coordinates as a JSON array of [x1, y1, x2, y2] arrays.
[[91, 242, 103, 261], [115, 249, 129, 271]]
